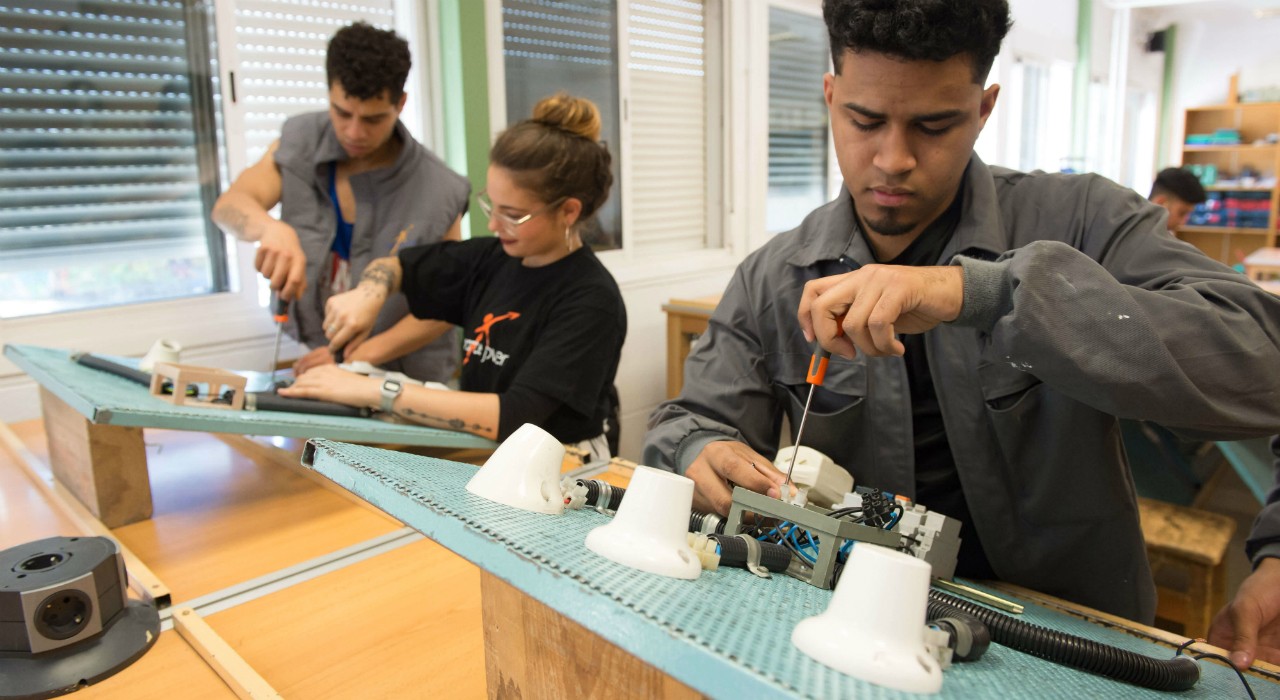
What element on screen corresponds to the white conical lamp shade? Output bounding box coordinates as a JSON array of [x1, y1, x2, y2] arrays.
[[139, 339, 182, 372], [584, 466, 701, 580], [792, 544, 942, 694], [465, 423, 565, 515]]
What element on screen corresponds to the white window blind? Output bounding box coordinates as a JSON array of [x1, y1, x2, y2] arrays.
[[766, 6, 828, 235], [0, 0, 224, 318], [626, 0, 707, 256], [225, 0, 395, 171]]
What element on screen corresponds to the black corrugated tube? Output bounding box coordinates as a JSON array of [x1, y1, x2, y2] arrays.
[[708, 534, 792, 572], [578, 479, 625, 513], [927, 589, 1199, 692]]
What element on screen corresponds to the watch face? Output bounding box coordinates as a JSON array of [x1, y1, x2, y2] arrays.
[[383, 379, 402, 393]]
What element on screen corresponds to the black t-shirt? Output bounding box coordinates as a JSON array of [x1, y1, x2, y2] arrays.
[[398, 238, 626, 443], [865, 189, 996, 580]]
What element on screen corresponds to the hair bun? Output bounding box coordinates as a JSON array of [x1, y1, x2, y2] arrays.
[[531, 92, 602, 142]]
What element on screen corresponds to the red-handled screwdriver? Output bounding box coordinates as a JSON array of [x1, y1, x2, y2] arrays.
[[783, 340, 831, 497], [268, 296, 289, 386]]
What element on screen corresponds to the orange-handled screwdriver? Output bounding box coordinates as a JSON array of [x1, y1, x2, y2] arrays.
[[269, 296, 289, 386], [783, 340, 832, 497]]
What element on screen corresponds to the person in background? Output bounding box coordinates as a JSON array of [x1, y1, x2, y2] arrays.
[[211, 22, 468, 382], [1149, 166, 1207, 231], [644, 0, 1280, 671], [280, 94, 626, 460]]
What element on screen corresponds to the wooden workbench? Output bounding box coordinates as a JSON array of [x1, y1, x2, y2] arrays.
[[661, 294, 721, 398], [4, 344, 495, 527]]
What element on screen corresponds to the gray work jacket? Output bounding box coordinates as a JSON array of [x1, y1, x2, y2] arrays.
[[274, 112, 470, 383], [643, 154, 1280, 623]]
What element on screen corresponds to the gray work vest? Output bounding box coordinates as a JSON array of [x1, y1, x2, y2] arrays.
[[274, 112, 470, 382]]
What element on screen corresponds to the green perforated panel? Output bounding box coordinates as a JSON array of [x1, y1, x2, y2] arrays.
[[4, 344, 494, 450], [302, 439, 1276, 699]]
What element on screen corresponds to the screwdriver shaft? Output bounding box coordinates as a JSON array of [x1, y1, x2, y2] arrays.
[[784, 382, 818, 493], [269, 323, 283, 384]]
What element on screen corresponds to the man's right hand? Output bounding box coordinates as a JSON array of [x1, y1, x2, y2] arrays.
[[324, 286, 387, 354], [687, 440, 786, 515], [255, 220, 307, 300]]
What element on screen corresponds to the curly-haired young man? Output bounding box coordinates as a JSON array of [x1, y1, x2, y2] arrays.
[[644, 0, 1280, 669], [213, 22, 469, 382]]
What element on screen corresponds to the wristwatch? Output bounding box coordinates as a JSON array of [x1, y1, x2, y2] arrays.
[[379, 378, 404, 413]]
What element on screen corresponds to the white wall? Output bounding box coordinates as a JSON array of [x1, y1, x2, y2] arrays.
[[612, 271, 735, 460]]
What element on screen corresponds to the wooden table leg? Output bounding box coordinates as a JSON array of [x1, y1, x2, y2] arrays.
[[479, 571, 700, 699], [39, 387, 152, 527]]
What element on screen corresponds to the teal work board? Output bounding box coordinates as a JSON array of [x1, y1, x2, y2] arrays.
[[4, 344, 494, 449], [5, 344, 494, 527], [301, 439, 1277, 699]]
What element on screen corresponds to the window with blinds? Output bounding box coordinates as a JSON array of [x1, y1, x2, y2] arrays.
[[225, 0, 395, 171], [499, 0, 710, 254], [766, 6, 829, 235], [0, 0, 224, 318], [500, 0, 622, 250]]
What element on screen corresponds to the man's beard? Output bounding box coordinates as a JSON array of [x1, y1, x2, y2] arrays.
[[862, 211, 917, 237]]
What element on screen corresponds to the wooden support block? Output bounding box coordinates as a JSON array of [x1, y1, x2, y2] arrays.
[[150, 363, 247, 410], [39, 387, 152, 527], [480, 572, 700, 699], [1138, 497, 1236, 638], [173, 607, 283, 700]]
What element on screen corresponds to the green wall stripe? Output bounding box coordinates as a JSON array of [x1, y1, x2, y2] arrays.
[[1157, 24, 1178, 168], [438, 0, 493, 239], [1071, 0, 1092, 166]]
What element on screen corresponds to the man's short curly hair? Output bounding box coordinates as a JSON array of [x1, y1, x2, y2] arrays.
[[823, 0, 1011, 83], [326, 22, 411, 102]]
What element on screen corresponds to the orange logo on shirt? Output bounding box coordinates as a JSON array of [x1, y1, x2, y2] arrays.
[[463, 311, 521, 366]]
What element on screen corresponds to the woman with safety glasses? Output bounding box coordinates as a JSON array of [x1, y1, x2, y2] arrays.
[[281, 93, 625, 459]]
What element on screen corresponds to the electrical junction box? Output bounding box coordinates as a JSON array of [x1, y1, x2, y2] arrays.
[[774, 445, 853, 508]]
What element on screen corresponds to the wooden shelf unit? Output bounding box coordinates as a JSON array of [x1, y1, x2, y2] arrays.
[[1179, 100, 1280, 265]]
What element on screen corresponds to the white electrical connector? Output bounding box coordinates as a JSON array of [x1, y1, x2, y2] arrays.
[[922, 625, 955, 670], [685, 533, 721, 571], [774, 445, 854, 508]]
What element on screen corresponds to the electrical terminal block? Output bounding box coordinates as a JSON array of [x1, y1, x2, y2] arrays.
[[560, 477, 590, 510], [922, 625, 955, 670], [685, 533, 721, 571], [897, 505, 962, 581]]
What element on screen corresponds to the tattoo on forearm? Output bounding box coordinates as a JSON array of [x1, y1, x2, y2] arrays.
[[396, 406, 490, 436], [361, 261, 398, 295]]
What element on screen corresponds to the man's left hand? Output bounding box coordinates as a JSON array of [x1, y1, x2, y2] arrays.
[[797, 264, 964, 358]]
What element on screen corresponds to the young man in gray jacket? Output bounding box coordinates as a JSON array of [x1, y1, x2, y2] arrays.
[[212, 22, 469, 383], [643, 0, 1280, 670]]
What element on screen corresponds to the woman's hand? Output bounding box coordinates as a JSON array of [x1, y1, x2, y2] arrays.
[[293, 346, 335, 376], [277, 364, 380, 408], [323, 286, 386, 355]]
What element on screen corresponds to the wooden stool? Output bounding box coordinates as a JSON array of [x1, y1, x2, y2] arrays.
[[1137, 497, 1236, 638]]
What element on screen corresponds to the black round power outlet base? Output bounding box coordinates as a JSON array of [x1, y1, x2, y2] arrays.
[[0, 601, 160, 699]]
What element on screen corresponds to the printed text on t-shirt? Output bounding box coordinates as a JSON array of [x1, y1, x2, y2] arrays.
[[463, 311, 521, 367]]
